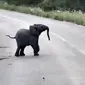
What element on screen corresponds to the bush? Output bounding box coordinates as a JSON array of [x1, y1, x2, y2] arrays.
[[0, 3, 85, 26]]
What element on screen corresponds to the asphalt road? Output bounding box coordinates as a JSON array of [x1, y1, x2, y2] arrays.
[[0, 9, 85, 85]]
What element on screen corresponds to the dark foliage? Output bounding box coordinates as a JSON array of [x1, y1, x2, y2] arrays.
[[5, 0, 85, 11]]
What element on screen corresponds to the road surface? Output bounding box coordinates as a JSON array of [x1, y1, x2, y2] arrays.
[[0, 9, 85, 85]]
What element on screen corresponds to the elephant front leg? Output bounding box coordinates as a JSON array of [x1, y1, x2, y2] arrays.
[[34, 45, 40, 56], [15, 47, 20, 57], [31, 44, 40, 56]]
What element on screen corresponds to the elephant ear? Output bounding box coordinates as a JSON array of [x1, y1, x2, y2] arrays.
[[29, 25, 40, 37]]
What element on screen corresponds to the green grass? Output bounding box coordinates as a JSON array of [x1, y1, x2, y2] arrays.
[[0, 3, 85, 26]]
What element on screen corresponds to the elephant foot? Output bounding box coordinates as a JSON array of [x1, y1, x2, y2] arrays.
[[34, 53, 39, 56], [15, 54, 20, 57], [20, 53, 25, 56]]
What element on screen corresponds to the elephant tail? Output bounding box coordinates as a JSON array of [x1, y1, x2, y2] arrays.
[[6, 35, 16, 39], [46, 27, 50, 40], [47, 29, 50, 40]]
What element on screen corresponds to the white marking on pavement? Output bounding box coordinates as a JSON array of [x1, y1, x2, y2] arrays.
[[0, 14, 30, 28], [51, 32, 66, 42]]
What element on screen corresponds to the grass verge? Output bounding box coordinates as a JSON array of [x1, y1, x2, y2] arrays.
[[0, 3, 85, 26]]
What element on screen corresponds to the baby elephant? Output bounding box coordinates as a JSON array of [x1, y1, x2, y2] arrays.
[[6, 24, 50, 57]]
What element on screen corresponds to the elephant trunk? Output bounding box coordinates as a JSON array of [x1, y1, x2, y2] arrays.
[[46, 27, 50, 40]]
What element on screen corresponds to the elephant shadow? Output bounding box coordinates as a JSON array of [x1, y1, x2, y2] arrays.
[[16, 54, 51, 60]]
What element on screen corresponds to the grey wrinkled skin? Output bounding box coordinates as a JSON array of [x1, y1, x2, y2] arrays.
[[6, 24, 50, 57]]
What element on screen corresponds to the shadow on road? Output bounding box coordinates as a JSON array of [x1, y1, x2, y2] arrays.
[[13, 54, 51, 60], [0, 57, 9, 60]]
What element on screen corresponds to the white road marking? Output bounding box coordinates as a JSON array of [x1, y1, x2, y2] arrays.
[[0, 14, 30, 28], [0, 14, 84, 56], [50, 32, 85, 55], [50, 32, 66, 42]]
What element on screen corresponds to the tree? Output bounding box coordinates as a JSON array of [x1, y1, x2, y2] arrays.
[[6, 0, 43, 5]]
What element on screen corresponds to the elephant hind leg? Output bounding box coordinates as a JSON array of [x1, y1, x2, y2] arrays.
[[15, 47, 21, 57], [20, 46, 25, 56]]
